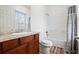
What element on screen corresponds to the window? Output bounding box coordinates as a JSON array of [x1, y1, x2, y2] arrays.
[[16, 11, 27, 32]]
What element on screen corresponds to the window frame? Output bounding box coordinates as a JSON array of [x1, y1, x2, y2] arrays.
[[15, 10, 27, 32]]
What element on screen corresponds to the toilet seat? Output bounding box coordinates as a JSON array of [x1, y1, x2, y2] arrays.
[[40, 39, 52, 46]]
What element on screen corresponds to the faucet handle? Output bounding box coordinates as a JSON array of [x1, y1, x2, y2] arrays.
[[46, 31, 48, 34], [46, 31, 48, 36]]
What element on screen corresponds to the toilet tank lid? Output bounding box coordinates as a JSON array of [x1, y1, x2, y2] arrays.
[[40, 40, 52, 46]]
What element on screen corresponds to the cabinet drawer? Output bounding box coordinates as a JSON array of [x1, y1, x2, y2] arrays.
[[20, 35, 34, 45], [2, 39, 19, 52], [4, 44, 28, 54]]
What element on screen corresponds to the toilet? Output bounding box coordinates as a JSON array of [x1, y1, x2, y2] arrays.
[[39, 39, 53, 54]]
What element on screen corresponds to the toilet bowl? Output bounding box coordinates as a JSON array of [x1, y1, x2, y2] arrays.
[[40, 39, 52, 54]]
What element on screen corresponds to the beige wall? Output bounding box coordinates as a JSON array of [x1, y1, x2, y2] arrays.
[[0, 5, 30, 34], [31, 5, 71, 48], [46, 5, 70, 48], [31, 5, 47, 40], [30, 5, 69, 49]]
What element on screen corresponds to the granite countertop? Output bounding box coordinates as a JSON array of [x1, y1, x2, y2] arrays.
[[0, 32, 39, 42]]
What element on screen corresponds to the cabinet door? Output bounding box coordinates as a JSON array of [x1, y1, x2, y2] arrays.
[[28, 40, 35, 54], [2, 39, 19, 52], [28, 34, 39, 54], [28, 39, 39, 54], [34, 40, 39, 54], [0, 42, 1, 53], [20, 35, 34, 45], [34, 34, 39, 53], [4, 44, 28, 54]]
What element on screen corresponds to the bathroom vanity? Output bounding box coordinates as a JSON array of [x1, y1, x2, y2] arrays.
[[0, 32, 39, 54]]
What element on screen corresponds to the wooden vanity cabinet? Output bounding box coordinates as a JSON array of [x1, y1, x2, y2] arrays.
[[28, 39, 39, 54], [0, 42, 2, 53], [27, 34, 39, 54], [34, 40, 39, 53], [34, 34, 39, 53], [35, 34, 39, 40], [4, 44, 28, 54], [19, 34, 39, 54], [20, 35, 36, 54], [20, 35, 34, 45], [0, 33, 39, 54], [2, 39, 19, 53], [28, 40, 35, 54]]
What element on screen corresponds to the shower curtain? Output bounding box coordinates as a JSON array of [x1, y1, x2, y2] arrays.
[[66, 5, 77, 53]]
